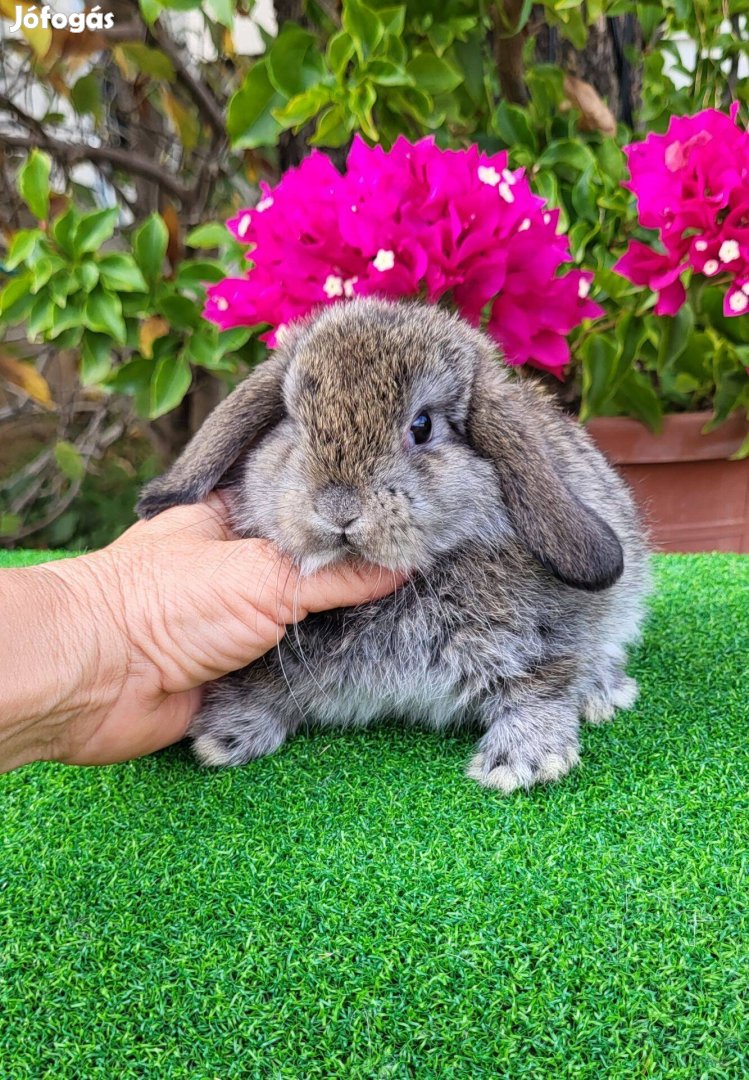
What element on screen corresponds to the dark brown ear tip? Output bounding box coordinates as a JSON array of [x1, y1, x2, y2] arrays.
[[135, 483, 198, 520], [538, 533, 625, 592]]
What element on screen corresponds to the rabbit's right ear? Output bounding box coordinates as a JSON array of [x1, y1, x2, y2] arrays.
[[136, 352, 287, 519]]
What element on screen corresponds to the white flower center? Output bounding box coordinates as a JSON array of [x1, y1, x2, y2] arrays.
[[498, 182, 514, 203], [578, 278, 591, 299], [543, 213, 551, 225], [729, 291, 748, 313], [502, 168, 516, 185], [237, 213, 251, 238], [478, 165, 501, 186], [518, 218, 531, 232], [323, 274, 344, 299], [215, 297, 229, 312], [373, 249, 395, 272], [742, 282, 749, 296], [719, 239, 740, 263], [694, 239, 708, 252], [703, 260, 720, 276], [343, 276, 358, 298], [256, 196, 274, 212]]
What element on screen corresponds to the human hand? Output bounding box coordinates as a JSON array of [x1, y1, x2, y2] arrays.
[[1, 497, 404, 771]]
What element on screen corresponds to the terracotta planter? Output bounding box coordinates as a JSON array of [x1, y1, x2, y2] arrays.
[[586, 411, 749, 553]]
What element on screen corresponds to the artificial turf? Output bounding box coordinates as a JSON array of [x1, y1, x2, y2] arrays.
[[1, 549, 748, 1078]]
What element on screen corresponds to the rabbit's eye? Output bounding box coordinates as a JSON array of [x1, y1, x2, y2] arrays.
[[410, 412, 432, 445]]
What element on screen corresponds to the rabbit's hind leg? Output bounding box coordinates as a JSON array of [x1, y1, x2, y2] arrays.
[[581, 664, 639, 725], [190, 673, 300, 767]]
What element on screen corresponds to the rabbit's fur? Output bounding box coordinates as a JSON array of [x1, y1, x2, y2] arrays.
[[138, 299, 649, 793]]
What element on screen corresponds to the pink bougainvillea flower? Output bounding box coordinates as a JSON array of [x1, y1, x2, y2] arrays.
[[615, 106, 749, 316], [206, 136, 603, 375]]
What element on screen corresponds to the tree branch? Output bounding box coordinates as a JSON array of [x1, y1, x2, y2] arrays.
[[0, 132, 192, 202], [493, 0, 529, 105], [148, 20, 226, 138], [0, 93, 47, 139]]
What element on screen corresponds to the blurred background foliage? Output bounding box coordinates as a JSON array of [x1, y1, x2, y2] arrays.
[[1, 0, 749, 548]]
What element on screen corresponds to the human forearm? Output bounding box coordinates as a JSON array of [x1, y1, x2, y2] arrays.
[[0, 559, 118, 771]]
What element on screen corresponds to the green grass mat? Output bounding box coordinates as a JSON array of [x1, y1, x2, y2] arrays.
[[2, 551, 748, 1078]]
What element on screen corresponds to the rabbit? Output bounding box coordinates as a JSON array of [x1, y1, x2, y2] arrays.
[[137, 298, 649, 793]]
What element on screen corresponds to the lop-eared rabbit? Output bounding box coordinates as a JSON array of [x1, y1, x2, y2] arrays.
[[138, 299, 649, 793]]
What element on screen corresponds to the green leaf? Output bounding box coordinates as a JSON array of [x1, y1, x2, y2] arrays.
[[83, 288, 127, 343], [4, 229, 41, 271], [70, 72, 102, 119], [597, 138, 626, 183], [570, 167, 598, 224], [139, 0, 162, 22], [364, 59, 413, 86], [342, 0, 384, 61], [0, 513, 22, 539], [54, 440, 85, 481], [149, 353, 192, 418], [0, 274, 34, 322], [274, 86, 333, 128], [80, 332, 113, 385], [495, 0, 533, 35], [29, 255, 66, 293], [74, 260, 100, 292], [106, 356, 153, 396], [157, 293, 200, 329], [97, 253, 148, 292], [613, 369, 663, 431], [133, 213, 168, 282], [204, 0, 233, 27], [74, 208, 119, 255], [26, 293, 55, 338], [536, 139, 597, 173], [216, 327, 251, 354], [711, 369, 747, 427], [310, 104, 354, 147], [494, 101, 537, 151], [227, 60, 285, 150], [533, 171, 568, 231], [118, 43, 176, 81], [185, 222, 230, 249], [52, 206, 79, 257], [48, 270, 74, 306], [349, 81, 378, 139], [406, 52, 463, 94], [18, 150, 51, 221], [267, 25, 326, 97], [327, 30, 356, 77], [376, 5, 405, 35], [657, 305, 695, 368], [174, 260, 226, 287], [579, 332, 629, 421], [48, 302, 83, 337]]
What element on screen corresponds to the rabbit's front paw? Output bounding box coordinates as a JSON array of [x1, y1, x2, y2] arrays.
[[466, 744, 580, 794], [468, 697, 581, 794]]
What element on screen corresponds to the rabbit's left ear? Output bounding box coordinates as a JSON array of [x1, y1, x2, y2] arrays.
[[468, 357, 624, 591]]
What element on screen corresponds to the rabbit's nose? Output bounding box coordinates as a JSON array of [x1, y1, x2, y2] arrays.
[[314, 485, 362, 532]]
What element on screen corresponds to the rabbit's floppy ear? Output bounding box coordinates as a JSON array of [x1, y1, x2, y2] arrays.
[[136, 352, 287, 519], [468, 357, 624, 592]]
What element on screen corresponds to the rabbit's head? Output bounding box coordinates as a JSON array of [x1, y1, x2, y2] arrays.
[[138, 299, 623, 590]]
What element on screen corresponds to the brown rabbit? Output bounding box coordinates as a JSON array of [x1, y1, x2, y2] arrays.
[[138, 299, 649, 793]]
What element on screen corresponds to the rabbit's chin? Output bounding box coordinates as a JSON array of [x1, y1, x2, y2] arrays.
[[294, 546, 422, 579]]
